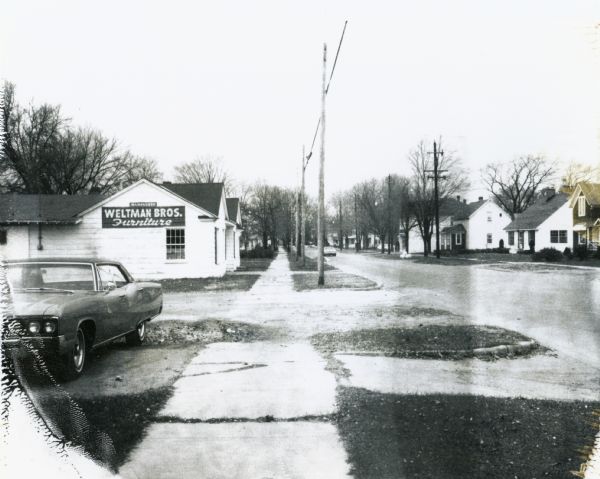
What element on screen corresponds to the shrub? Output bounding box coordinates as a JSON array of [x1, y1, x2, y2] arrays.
[[240, 245, 275, 259], [574, 245, 589, 260], [563, 247, 573, 260], [532, 247, 563, 262]]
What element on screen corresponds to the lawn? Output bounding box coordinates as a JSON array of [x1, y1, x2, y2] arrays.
[[292, 271, 378, 292], [158, 273, 260, 292], [336, 388, 599, 479], [311, 325, 541, 359]]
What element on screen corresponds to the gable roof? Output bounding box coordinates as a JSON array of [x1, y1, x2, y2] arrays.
[[454, 199, 486, 221], [226, 198, 240, 225], [0, 193, 107, 225], [568, 182, 600, 207], [160, 183, 225, 217], [504, 192, 568, 231]]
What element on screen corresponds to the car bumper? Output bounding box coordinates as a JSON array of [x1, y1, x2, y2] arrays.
[[2, 335, 72, 356]]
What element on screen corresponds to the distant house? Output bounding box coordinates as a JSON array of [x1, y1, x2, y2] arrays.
[[504, 188, 573, 252], [400, 195, 509, 253], [568, 182, 600, 249]]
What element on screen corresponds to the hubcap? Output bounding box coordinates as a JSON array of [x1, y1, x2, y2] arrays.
[[138, 321, 145, 340], [73, 330, 85, 372]]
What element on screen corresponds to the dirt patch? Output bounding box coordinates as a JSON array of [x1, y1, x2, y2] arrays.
[[311, 325, 543, 360], [484, 263, 583, 273], [158, 273, 260, 293], [146, 319, 281, 345], [336, 388, 600, 479], [236, 257, 275, 272], [292, 272, 378, 291]]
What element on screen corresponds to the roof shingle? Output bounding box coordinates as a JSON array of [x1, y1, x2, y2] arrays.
[[160, 183, 224, 217], [0, 194, 107, 225], [504, 192, 568, 231]]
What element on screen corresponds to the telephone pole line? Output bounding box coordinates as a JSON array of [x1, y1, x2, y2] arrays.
[[300, 145, 306, 266], [387, 174, 392, 255], [426, 141, 447, 259], [317, 43, 327, 285]]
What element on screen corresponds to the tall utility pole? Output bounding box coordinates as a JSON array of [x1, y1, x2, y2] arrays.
[[338, 199, 343, 250], [426, 141, 446, 259], [317, 43, 327, 286], [387, 174, 392, 255], [301, 146, 306, 266], [294, 187, 300, 261], [354, 194, 359, 252]]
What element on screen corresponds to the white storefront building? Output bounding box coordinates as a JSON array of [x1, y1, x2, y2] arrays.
[[0, 179, 242, 279]]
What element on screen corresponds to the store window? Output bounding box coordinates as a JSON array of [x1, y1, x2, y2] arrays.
[[550, 230, 567, 243], [0, 230, 6, 245], [166, 228, 185, 260]]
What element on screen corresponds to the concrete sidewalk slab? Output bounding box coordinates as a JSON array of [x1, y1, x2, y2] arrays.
[[119, 422, 351, 479], [336, 354, 600, 401], [159, 342, 338, 420]]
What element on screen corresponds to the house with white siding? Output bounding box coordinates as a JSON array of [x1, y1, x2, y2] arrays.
[[0, 179, 242, 279], [400, 195, 510, 253], [504, 188, 573, 252]]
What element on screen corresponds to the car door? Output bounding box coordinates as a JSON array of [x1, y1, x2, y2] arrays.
[[97, 264, 137, 340]]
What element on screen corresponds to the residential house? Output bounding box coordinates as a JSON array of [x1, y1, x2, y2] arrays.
[[568, 182, 600, 248], [504, 188, 573, 252], [400, 195, 509, 253]]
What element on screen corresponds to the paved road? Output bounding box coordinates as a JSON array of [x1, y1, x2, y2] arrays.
[[316, 248, 600, 369]]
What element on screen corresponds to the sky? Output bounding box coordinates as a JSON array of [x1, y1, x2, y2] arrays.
[[1, 0, 599, 200]]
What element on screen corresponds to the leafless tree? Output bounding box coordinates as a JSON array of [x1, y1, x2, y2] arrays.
[[394, 175, 417, 253], [173, 155, 235, 194], [354, 178, 388, 253], [482, 155, 555, 219], [1, 82, 150, 194], [560, 161, 598, 191], [410, 140, 468, 255]]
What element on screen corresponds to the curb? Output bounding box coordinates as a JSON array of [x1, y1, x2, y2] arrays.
[[335, 340, 539, 360]]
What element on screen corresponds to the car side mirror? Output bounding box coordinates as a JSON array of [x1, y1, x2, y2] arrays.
[[104, 281, 117, 292]]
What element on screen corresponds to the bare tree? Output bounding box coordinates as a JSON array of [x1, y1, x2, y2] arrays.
[[482, 155, 555, 219], [394, 175, 417, 253], [410, 140, 468, 255], [561, 161, 598, 191], [355, 178, 388, 253], [120, 155, 163, 187], [1, 82, 148, 194], [173, 155, 235, 193]]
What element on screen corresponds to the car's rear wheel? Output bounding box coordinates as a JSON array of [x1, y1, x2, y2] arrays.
[[62, 328, 86, 380], [126, 320, 146, 346]]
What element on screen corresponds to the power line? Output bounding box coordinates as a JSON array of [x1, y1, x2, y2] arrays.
[[326, 20, 348, 94], [304, 20, 348, 168]]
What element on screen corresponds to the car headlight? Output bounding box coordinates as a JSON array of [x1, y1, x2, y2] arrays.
[[28, 321, 41, 334], [43, 321, 56, 334]]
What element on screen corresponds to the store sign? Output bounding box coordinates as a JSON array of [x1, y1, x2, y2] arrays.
[[102, 206, 185, 228]]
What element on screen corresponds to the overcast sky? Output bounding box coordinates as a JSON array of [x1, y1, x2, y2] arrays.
[[2, 1, 599, 199]]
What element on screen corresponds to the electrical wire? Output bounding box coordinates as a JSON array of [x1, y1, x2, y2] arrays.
[[304, 20, 348, 168]]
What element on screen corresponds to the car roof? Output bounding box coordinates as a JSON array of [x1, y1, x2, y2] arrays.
[[6, 257, 122, 265]]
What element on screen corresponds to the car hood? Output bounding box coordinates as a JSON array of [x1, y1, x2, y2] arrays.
[[9, 291, 90, 317]]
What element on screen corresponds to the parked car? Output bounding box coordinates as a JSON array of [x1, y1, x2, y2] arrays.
[[2, 258, 162, 380], [324, 246, 337, 257]]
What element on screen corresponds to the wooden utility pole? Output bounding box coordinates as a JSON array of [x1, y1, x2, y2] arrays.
[[354, 193, 359, 252], [317, 43, 327, 286], [426, 141, 447, 258], [295, 187, 300, 261], [338, 199, 343, 250], [301, 146, 306, 267], [387, 174, 392, 255]]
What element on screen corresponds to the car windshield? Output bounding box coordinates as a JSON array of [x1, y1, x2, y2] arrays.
[[7, 263, 95, 291]]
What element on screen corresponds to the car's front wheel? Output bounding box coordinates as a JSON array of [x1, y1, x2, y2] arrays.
[[62, 328, 87, 380], [126, 320, 146, 346]]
